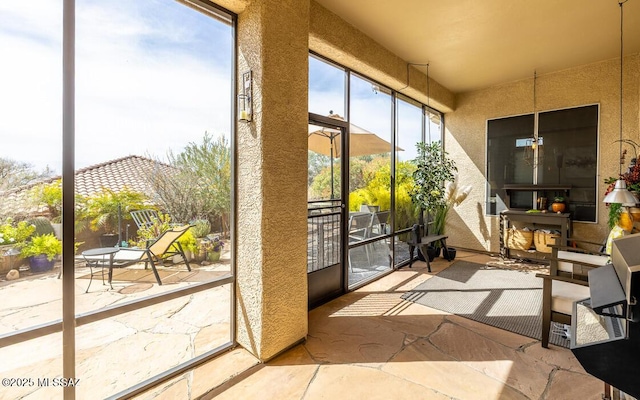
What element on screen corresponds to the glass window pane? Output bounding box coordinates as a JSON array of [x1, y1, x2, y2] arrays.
[[394, 96, 422, 265], [348, 74, 392, 286], [75, 0, 232, 308], [486, 106, 598, 222], [0, 334, 62, 399], [309, 55, 345, 117], [538, 105, 598, 222], [0, 1, 63, 331], [486, 114, 535, 215], [426, 108, 442, 144]]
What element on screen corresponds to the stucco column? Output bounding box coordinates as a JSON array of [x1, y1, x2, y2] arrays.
[[235, 0, 309, 360]]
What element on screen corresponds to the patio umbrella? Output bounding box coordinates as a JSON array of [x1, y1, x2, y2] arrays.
[[308, 115, 402, 198]]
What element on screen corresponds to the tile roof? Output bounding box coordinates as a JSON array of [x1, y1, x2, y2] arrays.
[[0, 155, 175, 218]]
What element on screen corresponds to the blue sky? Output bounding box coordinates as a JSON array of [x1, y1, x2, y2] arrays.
[[1, 1, 432, 176], [0, 0, 232, 174], [309, 56, 430, 162]]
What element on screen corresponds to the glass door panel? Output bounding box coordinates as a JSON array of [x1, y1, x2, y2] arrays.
[[308, 117, 346, 308]]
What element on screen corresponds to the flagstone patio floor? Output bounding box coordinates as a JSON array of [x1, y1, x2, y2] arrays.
[[161, 251, 609, 400], [0, 251, 612, 399]]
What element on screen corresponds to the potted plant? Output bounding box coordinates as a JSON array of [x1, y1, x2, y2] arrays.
[[201, 236, 225, 262], [19, 233, 62, 273], [410, 141, 457, 238], [551, 196, 566, 213], [190, 219, 211, 262], [79, 188, 148, 247]]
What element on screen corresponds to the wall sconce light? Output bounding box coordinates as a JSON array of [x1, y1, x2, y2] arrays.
[[238, 71, 252, 123]]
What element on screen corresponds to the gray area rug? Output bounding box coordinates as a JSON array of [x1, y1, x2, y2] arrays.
[[402, 260, 569, 347]]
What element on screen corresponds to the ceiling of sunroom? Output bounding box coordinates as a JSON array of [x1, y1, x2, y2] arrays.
[[315, 0, 640, 93]]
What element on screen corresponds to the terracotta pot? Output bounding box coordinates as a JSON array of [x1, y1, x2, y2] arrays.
[[551, 202, 566, 213]]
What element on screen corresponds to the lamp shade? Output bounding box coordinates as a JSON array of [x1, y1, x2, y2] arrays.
[[603, 179, 638, 205]]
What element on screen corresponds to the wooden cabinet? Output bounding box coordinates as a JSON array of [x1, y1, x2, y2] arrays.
[[500, 210, 571, 260]]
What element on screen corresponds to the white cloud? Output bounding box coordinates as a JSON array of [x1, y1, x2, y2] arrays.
[[0, 0, 232, 174]]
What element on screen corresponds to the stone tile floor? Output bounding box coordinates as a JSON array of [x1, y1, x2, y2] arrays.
[[1, 251, 614, 399], [0, 256, 233, 400], [190, 251, 608, 400]]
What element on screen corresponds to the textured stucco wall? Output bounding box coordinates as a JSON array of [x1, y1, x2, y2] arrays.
[[445, 55, 640, 253], [235, 0, 309, 361], [308, 1, 454, 113]]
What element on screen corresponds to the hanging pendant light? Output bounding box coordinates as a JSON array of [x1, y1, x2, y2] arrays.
[[523, 71, 544, 167], [603, 0, 637, 205]]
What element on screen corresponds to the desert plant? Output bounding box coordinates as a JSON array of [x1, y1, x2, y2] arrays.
[[432, 174, 472, 236], [19, 234, 62, 261], [190, 219, 211, 238], [79, 188, 148, 234], [177, 229, 198, 254], [145, 133, 231, 236], [27, 217, 55, 237]]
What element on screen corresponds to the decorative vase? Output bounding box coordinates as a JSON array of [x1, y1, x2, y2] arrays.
[[29, 254, 55, 273], [619, 211, 634, 232], [551, 202, 566, 213]]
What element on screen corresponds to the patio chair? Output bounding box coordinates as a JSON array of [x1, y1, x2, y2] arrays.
[[348, 213, 374, 271], [535, 238, 610, 348], [83, 224, 193, 288], [130, 209, 160, 230], [369, 210, 390, 237]]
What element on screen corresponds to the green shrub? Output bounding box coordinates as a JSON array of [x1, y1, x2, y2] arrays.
[[177, 230, 198, 254], [0, 219, 36, 246], [20, 234, 62, 261]]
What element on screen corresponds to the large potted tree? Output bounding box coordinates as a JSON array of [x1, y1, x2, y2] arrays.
[[410, 141, 457, 259]]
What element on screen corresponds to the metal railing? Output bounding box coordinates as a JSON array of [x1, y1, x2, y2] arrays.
[[307, 200, 341, 273]]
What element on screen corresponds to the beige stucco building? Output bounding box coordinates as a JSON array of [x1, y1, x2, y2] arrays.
[[216, 0, 640, 362]]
